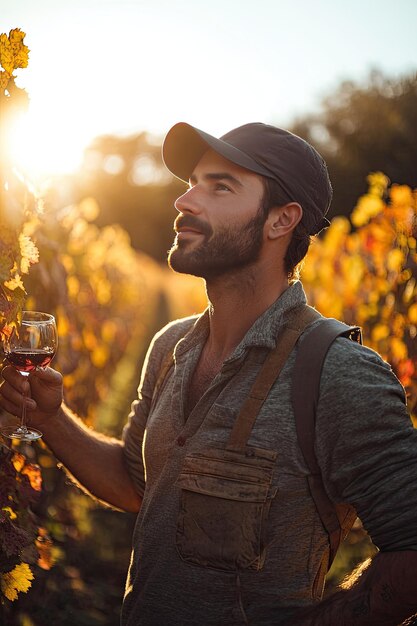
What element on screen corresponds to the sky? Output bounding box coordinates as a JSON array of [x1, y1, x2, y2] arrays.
[[2, 0, 417, 180]]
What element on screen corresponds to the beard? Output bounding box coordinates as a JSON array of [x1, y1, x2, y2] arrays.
[[168, 207, 266, 280]]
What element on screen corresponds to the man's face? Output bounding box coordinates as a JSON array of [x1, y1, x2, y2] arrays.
[[168, 150, 267, 280]]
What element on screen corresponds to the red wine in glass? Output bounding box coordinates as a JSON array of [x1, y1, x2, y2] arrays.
[[1, 311, 58, 442], [5, 348, 56, 372]]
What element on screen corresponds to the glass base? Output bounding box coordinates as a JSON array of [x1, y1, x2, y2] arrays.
[[1, 425, 43, 442]]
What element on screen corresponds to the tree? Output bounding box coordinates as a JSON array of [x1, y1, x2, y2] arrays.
[[76, 133, 185, 263], [289, 70, 417, 217]]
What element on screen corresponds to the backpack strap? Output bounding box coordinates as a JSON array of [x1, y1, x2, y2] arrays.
[[226, 304, 320, 452], [292, 317, 362, 567]]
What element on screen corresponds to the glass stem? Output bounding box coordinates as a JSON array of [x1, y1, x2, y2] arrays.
[[19, 373, 29, 433]]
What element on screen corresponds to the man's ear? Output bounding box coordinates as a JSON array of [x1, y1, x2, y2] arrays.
[[265, 203, 303, 240]]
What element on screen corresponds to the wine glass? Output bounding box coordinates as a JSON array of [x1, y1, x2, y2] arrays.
[[1, 311, 58, 442]]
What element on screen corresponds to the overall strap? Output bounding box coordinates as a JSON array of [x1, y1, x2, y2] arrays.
[[226, 305, 321, 452], [292, 318, 362, 566]]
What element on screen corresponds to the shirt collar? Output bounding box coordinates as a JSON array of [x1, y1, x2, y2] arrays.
[[174, 281, 307, 359]]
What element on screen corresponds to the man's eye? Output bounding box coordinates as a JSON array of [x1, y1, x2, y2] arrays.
[[215, 183, 231, 192]]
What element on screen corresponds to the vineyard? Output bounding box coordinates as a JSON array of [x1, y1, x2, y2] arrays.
[[0, 28, 416, 626]]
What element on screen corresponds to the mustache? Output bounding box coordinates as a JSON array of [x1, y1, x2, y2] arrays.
[[174, 215, 212, 237]]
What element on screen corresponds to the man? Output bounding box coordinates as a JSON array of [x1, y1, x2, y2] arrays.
[[1, 122, 417, 625]]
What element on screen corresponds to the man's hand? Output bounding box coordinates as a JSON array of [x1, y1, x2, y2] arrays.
[[0, 365, 63, 431], [1, 363, 141, 512]]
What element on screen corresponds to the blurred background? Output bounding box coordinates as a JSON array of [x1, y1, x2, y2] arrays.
[[0, 0, 416, 624]]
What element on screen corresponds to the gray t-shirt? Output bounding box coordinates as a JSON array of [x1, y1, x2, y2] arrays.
[[121, 281, 417, 625]]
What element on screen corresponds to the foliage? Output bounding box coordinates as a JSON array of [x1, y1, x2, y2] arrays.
[[0, 445, 52, 608], [0, 28, 29, 80], [0, 28, 30, 133], [24, 194, 168, 423], [301, 175, 417, 588], [0, 29, 49, 614], [0, 172, 40, 338], [0, 29, 38, 337], [1, 563, 34, 602], [302, 173, 417, 423]]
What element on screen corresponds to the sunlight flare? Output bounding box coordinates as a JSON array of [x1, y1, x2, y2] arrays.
[[7, 108, 91, 182]]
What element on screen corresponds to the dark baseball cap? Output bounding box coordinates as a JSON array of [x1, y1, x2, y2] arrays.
[[162, 122, 332, 235]]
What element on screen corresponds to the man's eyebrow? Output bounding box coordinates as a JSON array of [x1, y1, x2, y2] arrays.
[[189, 172, 244, 188]]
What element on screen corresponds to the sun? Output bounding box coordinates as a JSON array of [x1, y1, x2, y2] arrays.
[[7, 106, 91, 184]]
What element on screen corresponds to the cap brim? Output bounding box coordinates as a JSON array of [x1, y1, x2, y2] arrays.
[[162, 122, 272, 183]]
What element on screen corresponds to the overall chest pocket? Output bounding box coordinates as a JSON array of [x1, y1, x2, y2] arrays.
[[175, 446, 277, 572]]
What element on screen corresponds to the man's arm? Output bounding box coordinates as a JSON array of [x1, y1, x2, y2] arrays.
[[306, 339, 417, 625], [292, 551, 417, 625], [0, 365, 142, 512]]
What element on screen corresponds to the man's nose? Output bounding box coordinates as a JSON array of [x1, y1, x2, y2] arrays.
[[174, 187, 202, 214]]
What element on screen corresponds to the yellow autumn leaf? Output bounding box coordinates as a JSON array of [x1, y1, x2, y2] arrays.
[[357, 303, 372, 325], [403, 278, 416, 304], [372, 324, 390, 342], [36, 528, 54, 571], [9, 28, 26, 45], [390, 184, 413, 208], [318, 261, 334, 284], [342, 255, 365, 289], [101, 319, 117, 343], [12, 452, 26, 472], [57, 311, 70, 336], [366, 302, 379, 318], [324, 216, 350, 251], [96, 278, 111, 305], [0, 563, 34, 602], [4, 273, 25, 291], [19, 234, 39, 274], [91, 344, 110, 368], [22, 463, 42, 492], [79, 197, 100, 222], [13, 47, 29, 69], [387, 248, 405, 272], [396, 234, 408, 249], [8, 29, 29, 69], [0, 29, 29, 75], [66, 275, 80, 299], [299, 259, 316, 283], [351, 194, 385, 227], [408, 303, 417, 324], [82, 329, 97, 351], [1, 506, 17, 520], [367, 172, 390, 195], [390, 337, 408, 361], [0, 69, 9, 89], [0, 33, 14, 74]]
